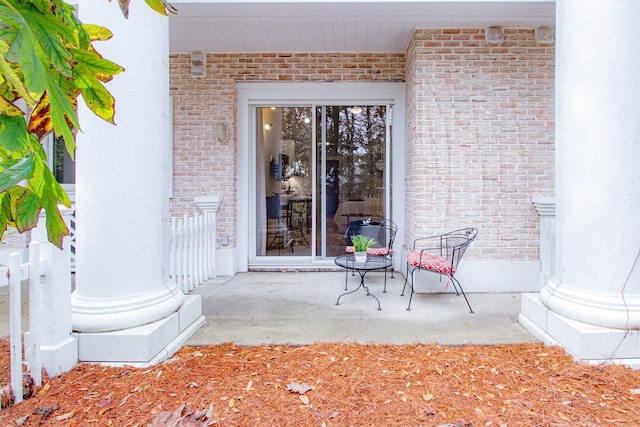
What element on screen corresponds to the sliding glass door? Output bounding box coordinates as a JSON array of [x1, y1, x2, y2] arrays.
[[255, 104, 391, 261]]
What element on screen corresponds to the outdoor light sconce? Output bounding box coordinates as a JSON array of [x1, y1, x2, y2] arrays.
[[349, 106, 363, 114], [190, 51, 206, 78], [485, 26, 504, 43], [535, 26, 555, 43], [215, 122, 228, 144]]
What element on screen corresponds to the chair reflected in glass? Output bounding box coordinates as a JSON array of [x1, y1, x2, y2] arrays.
[[343, 218, 398, 292], [266, 195, 293, 254]]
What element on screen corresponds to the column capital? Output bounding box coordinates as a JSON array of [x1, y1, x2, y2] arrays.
[[195, 194, 224, 213], [532, 195, 555, 216]]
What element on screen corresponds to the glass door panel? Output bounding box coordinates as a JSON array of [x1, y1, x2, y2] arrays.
[[255, 104, 389, 260], [316, 106, 387, 258], [256, 107, 312, 256]]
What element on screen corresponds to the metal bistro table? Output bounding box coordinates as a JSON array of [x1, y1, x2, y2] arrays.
[[334, 254, 392, 311]]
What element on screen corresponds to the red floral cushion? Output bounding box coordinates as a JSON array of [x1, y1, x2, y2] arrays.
[[366, 247, 389, 256], [345, 246, 390, 256], [407, 249, 454, 275]]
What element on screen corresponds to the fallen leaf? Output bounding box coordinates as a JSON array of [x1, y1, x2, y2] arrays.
[[423, 393, 434, 401], [286, 382, 314, 394], [630, 388, 640, 395], [56, 411, 75, 421], [38, 382, 51, 395], [558, 411, 569, 420], [246, 379, 253, 391], [299, 395, 310, 405], [229, 397, 235, 408]]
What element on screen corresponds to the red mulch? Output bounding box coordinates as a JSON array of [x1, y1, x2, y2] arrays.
[[0, 339, 639, 426]]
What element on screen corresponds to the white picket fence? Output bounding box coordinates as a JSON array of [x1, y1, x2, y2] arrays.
[[0, 242, 45, 407], [169, 212, 217, 293], [0, 206, 219, 406]]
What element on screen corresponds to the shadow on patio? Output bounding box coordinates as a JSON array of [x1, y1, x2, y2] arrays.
[[187, 271, 537, 346]]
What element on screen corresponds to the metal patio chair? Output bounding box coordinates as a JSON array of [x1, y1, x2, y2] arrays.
[[401, 228, 478, 313], [266, 195, 293, 254], [344, 218, 398, 292]]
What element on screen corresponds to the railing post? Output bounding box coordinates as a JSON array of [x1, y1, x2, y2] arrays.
[[195, 194, 224, 279], [8, 252, 23, 404], [26, 208, 78, 379], [532, 196, 556, 290]]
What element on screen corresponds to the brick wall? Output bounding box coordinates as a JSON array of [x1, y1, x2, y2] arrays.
[[170, 30, 554, 261], [405, 28, 555, 260], [169, 53, 405, 247]]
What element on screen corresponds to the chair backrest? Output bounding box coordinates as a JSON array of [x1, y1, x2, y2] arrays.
[[344, 218, 397, 249], [441, 228, 478, 269], [266, 195, 281, 220]]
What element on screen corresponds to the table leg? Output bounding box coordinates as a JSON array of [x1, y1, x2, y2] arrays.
[[335, 270, 381, 311]]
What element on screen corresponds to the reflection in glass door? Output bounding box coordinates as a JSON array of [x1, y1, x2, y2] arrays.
[[255, 105, 390, 259], [256, 107, 313, 256], [316, 106, 388, 258]]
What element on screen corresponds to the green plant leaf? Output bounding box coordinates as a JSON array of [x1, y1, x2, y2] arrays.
[[0, 93, 24, 116], [72, 48, 122, 123], [14, 186, 40, 232], [27, 3, 74, 77], [0, 155, 36, 192], [0, 114, 29, 152]]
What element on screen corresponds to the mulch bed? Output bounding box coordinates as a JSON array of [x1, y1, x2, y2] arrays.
[[0, 339, 639, 426]]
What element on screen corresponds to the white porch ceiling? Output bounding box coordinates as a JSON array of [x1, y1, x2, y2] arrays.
[[169, 1, 555, 54]]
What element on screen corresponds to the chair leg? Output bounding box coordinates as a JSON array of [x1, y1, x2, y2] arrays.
[[406, 270, 415, 311], [452, 276, 474, 314], [401, 262, 410, 296], [383, 268, 387, 293]]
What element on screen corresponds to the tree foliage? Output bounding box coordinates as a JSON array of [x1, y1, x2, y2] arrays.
[[0, 0, 173, 248]]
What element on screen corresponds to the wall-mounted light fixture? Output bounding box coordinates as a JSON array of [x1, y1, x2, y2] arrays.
[[485, 26, 504, 43], [535, 26, 555, 43], [349, 106, 363, 114], [190, 51, 206, 78], [264, 123, 273, 130], [215, 122, 228, 144]]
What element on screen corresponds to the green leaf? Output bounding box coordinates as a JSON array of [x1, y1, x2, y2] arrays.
[[45, 71, 79, 153], [0, 114, 29, 152], [0, 94, 24, 116], [14, 186, 40, 233], [145, 0, 169, 16], [27, 4, 74, 77], [72, 49, 121, 123], [83, 23, 114, 42], [0, 155, 36, 192]]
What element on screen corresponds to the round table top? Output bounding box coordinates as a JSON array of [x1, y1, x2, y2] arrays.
[[334, 254, 392, 271]]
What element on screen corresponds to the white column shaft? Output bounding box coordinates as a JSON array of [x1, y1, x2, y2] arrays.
[[541, 0, 640, 328], [72, 1, 182, 332]]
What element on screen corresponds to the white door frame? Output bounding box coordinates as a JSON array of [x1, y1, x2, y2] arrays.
[[237, 82, 405, 272]]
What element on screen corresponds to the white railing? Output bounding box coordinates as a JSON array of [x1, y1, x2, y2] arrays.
[[169, 212, 217, 293], [0, 247, 37, 406], [0, 209, 77, 408], [69, 209, 76, 273]]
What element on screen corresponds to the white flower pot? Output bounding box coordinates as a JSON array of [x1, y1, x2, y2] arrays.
[[354, 251, 367, 263]]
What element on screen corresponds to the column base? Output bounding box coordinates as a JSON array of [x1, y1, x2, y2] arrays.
[[75, 295, 204, 366], [519, 293, 640, 369]]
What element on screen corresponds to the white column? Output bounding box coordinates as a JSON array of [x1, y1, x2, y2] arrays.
[[540, 0, 640, 329], [72, 1, 183, 332]]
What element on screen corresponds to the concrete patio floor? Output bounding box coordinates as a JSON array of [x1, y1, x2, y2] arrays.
[[187, 271, 538, 346]]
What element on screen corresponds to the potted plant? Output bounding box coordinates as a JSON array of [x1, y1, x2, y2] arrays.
[[350, 235, 376, 262]]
